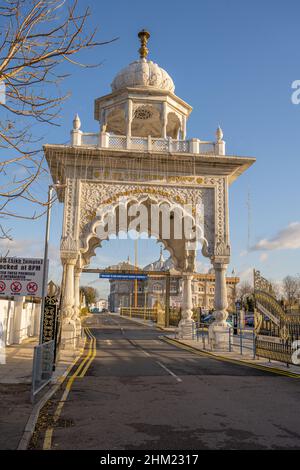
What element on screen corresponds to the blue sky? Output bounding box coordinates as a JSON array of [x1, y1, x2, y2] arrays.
[[1, 0, 300, 296]]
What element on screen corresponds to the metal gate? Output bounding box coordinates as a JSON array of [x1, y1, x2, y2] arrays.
[[31, 339, 55, 402], [254, 270, 300, 365]]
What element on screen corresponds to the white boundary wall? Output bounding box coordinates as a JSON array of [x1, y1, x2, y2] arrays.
[[0, 298, 41, 346]]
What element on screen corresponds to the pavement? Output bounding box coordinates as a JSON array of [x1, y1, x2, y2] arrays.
[[0, 335, 83, 450], [0, 337, 37, 384], [28, 314, 300, 450]]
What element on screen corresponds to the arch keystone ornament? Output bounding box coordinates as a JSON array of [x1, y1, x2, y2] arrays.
[[44, 31, 255, 349]]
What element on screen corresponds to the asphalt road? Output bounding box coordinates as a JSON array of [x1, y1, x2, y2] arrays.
[[32, 314, 300, 450]]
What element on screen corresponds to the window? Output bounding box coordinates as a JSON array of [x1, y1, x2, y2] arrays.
[[153, 283, 162, 292]]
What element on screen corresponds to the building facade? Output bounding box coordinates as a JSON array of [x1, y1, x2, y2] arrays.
[[108, 251, 239, 313]]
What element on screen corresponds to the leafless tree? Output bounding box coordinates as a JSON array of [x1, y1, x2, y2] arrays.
[[282, 275, 300, 306], [0, 0, 115, 238], [237, 280, 253, 299], [269, 280, 282, 300]]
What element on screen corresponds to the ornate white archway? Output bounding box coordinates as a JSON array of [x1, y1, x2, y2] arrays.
[[45, 30, 255, 349]]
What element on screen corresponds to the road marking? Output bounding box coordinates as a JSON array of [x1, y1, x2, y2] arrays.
[[79, 331, 97, 378], [140, 348, 151, 357], [162, 337, 300, 379], [156, 360, 182, 382], [125, 335, 181, 379], [43, 327, 97, 450]]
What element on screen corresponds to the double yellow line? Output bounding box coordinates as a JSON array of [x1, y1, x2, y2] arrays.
[[43, 327, 97, 450]]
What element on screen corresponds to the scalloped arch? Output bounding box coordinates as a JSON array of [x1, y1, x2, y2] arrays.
[[79, 193, 209, 271]]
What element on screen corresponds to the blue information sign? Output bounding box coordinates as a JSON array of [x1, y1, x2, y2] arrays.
[[99, 273, 148, 280]]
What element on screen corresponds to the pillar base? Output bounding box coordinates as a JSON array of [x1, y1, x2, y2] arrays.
[[61, 320, 77, 350], [178, 319, 195, 339], [208, 323, 230, 350]]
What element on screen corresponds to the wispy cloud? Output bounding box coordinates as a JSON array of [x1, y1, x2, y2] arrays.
[[251, 222, 300, 251], [259, 252, 268, 262]]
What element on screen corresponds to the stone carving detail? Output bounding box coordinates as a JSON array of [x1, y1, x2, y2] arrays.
[[60, 236, 78, 254], [78, 176, 227, 261], [63, 178, 77, 239], [111, 59, 175, 93], [79, 182, 204, 229]]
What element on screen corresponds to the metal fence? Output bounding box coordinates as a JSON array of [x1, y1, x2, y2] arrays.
[[120, 306, 157, 322], [193, 322, 256, 358], [31, 339, 55, 403]]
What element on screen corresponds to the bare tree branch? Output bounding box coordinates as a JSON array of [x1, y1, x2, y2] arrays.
[[0, 0, 117, 233]]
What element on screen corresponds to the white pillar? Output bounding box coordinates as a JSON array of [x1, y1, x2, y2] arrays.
[[215, 140, 226, 155], [214, 262, 228, 323], [215, 126, 225, 155], [12, 297, 24, 344], [189, 138, 200, 153], [33, 303, 41, 337], [99, 131, 109, 148], [63, 261, 75, 315], [126, 99, 133, 137], [178, 274, 195, 339], [181, 115, 187, 140], [28, 302, 35, 337], [209, 261, 230, 350], [162, 102, 167, 139], [74, 270, 80, 316], [73, 269, 82, 340], [126, 99, 133, 150], [71, 113, 82, 146], [61, 260, 77, 349]]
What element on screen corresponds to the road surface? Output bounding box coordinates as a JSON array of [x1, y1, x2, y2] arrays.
[[31, 314, 300, 450]]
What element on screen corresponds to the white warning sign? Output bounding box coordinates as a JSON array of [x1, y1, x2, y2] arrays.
[[0, 257, 47, 297]]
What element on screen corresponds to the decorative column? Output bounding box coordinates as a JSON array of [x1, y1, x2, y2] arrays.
[[73, 268, 82, 339], [162, 102, 167, 139], [208, 259, 230, 349], [70, 113, 82, 146], [61, 257, 77, 349], [181, 115, 187, 140], [215, 126, 225, 155], [178, 274, 195, 339], [126, 99, 133, 148]]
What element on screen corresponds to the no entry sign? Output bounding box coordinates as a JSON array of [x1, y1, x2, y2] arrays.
[[0, 257, 48, 298]]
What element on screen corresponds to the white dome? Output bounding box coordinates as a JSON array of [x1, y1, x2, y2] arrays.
[[111, 59, 175, 93]]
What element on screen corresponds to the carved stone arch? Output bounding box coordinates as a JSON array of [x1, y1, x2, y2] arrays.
[[131, 104, 162, 137], [167, 111, 181, 139], [79, 190, 209, 272], [106, 106, 126, 135]]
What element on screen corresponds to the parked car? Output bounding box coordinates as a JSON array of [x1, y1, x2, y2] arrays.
[[101, 308, 109, 313], [202, 314, 215, 325], [90, 308, 100, 313], [245, 316, 254, 327]]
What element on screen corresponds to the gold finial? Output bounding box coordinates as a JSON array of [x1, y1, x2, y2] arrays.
[[138, 29, 150, 60]]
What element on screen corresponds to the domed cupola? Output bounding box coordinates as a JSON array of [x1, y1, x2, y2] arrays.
[[94, 30, 192, 139], [111, 31, 175, 94], [111, 59, 175, 93]]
